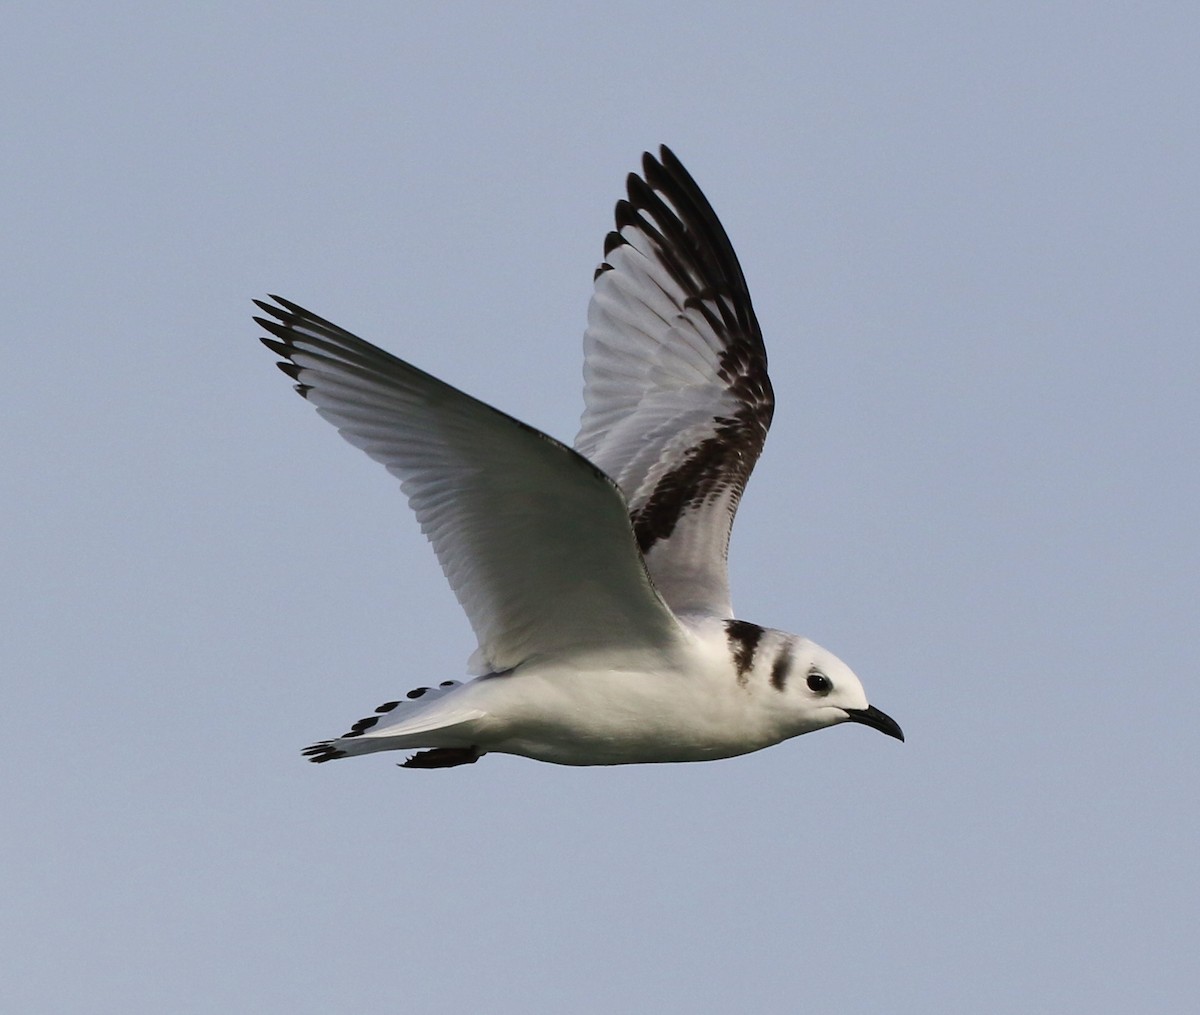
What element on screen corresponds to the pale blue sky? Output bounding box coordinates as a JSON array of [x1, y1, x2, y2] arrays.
[[4, 3, 1197, 1013]]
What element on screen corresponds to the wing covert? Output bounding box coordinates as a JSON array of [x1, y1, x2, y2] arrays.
[[576, 148, 774, 618], [256, 296, 686, 673]]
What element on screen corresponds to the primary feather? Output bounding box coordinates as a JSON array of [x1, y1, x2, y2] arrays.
[[578, 147, 774, 618]]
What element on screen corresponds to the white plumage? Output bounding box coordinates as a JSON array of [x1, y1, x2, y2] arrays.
[[255, 146, 902, 769]]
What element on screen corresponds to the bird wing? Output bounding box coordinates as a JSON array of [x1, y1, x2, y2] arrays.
[[575, 147, 774, 619], [256, 296, 688, 674]]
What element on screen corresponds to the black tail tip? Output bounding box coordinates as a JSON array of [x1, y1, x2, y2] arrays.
[[302, 741, 348, 763]]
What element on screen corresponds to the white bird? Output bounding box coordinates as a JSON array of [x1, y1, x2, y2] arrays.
[[255, 146, 903, 769]]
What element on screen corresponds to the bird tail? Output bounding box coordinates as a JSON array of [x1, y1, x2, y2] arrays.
[[302, 680, 487, 766]]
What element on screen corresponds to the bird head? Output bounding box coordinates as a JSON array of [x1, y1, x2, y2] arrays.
[[779, 638, 904, 742]]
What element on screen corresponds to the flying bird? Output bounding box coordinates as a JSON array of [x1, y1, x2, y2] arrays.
[[255, 146, 903, 769]]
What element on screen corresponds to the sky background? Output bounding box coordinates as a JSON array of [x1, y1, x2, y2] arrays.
[[4, 3, 1197, 1012]]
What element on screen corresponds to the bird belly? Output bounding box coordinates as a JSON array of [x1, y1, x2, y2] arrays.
[[471, 664, 781, 766]]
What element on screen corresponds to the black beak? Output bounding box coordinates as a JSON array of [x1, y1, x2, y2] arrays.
[[843, 705, 905, 742]]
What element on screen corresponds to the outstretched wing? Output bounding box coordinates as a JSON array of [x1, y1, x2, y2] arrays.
[[255, 296, 687, 674], [575, 147, 774, 619]]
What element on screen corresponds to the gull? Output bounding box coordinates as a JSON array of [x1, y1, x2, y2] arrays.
[[255, 146, 903, 769]]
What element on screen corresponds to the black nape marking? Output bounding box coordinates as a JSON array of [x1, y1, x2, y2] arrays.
[[302, 741, 348, 763], [401, 747, 482, 769], [725, 620, 764, 684], [770, 641, 793, 691]]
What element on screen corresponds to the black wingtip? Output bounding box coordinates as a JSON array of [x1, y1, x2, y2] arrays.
[[602, 228, 627, 257], [253, 295, 306, 329], [255, 315, 295, 343], [266, 293, 302, 313]]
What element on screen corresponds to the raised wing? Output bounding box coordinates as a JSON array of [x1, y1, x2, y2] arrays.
[[576, 147, 774, 619], [255, 296, 687, 674]]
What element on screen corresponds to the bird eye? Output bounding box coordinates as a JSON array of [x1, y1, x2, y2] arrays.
[[806, 671, 832, 695]]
